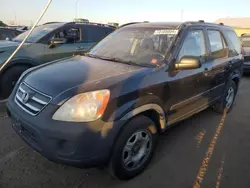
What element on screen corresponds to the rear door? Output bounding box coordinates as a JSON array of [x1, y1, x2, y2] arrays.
[[205, 29, 231, 99]]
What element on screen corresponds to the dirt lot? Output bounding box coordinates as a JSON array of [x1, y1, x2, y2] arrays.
[[1, 77, 250, 188]]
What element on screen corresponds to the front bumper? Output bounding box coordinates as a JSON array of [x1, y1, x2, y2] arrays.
[[7, 99, 126, 168]]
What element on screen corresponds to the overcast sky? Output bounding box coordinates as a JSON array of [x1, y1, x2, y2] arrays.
[[1, 0, 250, 26]]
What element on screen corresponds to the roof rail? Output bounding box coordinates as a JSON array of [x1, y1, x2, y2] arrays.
[[198, 20, 205, 23], [119, 22, 141, 28], [219, 22, 224, 25], [71, 21, 116, 28], [43, 22, 62, 25]]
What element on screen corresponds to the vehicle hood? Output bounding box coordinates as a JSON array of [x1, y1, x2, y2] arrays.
[[23, 56, 149, 99], [0, 40, 29, 52]]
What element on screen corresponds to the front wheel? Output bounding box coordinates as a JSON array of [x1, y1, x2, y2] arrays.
[[0, 66, 30, 100], [109, 116, 158, 180], [213, 80, 237, 113]]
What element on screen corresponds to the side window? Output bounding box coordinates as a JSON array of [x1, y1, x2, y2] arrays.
[[82, 26, 114, 43], [177, 30, 206, 62], [207, 30, 227, 59], [51, 27, 81, 44], [224, 31, 241, 56]]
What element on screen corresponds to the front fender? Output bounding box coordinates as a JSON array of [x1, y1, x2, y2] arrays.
[[107, 95, 167, 130]]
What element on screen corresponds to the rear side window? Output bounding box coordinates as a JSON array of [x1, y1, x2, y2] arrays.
[[0, 29, 14, 40], [224, 31, 241, 56], [82, 25, 114, 42], [207, 30, 227, 59]]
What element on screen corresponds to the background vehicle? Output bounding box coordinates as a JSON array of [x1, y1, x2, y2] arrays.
[[0, 21, 115, 99], [0, 28, 22, 40], [7, 21, 243, 180], [240, 34, 250, 73]]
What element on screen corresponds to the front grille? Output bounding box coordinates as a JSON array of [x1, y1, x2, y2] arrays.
[[15, 82, 52, 116]]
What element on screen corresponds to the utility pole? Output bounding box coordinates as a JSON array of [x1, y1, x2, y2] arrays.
[[14, 11, 17, 25], [75, 0, 80, 19], [181, 10, 184, 22]]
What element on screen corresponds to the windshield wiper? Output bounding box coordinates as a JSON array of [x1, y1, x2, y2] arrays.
[[84, 54, 144, 66], [97, 56, 139, 66], [84, 53, 102, 59]]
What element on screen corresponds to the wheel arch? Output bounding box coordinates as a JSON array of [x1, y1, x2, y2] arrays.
[[231, 73, 240, 91], [0, 58, 37, 77], [120, 104, 167, 132]]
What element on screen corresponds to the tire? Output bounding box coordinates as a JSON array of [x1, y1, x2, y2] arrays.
[[0, 66, 30, 99], [213, 80, 237, 114], [109, 116, 158, 180]]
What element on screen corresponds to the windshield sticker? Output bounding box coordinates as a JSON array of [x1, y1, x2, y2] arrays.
[[151, 59, 158, 64], [154, 29, 178, 35]]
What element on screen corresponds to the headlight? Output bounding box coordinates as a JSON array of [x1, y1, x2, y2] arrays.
[[52, 90, 110, 122]]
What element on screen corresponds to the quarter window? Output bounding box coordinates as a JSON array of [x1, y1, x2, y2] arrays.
[[207, 30, 227, 59], [177, 30, 206, 62]]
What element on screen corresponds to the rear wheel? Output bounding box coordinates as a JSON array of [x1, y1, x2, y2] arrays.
[[213, 80, 237, 113], [109, 116, 158, 180], [0, 66, 30, 99]]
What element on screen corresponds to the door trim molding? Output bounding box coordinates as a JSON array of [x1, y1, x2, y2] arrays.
[[170, 83, 225, 111]]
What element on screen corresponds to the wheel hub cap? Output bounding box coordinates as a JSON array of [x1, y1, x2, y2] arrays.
[[122, 130, 152, 171], [225, 87, 234, 109]]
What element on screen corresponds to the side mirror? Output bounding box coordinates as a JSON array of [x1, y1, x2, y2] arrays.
[[49, 38, 67, 48], [6, 37, 10, 41], [175, 56, 201, 70]]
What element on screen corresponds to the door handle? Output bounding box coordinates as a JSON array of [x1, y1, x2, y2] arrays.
[[203, 68, 209, 72], [203, 68, 210, 76]]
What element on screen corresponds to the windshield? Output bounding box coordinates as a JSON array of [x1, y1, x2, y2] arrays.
[[89, 27, 178, 66], [241, 36, 250, 47], [13, 24, 63, 43]]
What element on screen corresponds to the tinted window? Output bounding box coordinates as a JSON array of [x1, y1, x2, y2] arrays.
[[207, 30, 227, 59], [224, 30, 241, 56], [0, 29, 14, 40], [178, 30, 206, 62], [82, 25, 114, 42]]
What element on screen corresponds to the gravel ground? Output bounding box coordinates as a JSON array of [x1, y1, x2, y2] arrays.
[[0, 77, 250, 188]]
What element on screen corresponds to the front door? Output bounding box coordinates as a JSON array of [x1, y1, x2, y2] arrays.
[[167, 29, 212, 124], [41, 26, 92, 63]]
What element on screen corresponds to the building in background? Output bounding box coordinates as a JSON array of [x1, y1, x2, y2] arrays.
[[216, 17, 250, 36]]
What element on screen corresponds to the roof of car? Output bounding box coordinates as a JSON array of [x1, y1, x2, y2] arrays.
[[0, 27, 22, 32], [123, 21, 233, 30], [124, 22, 182, 28], [43, 21, 115, 29]]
